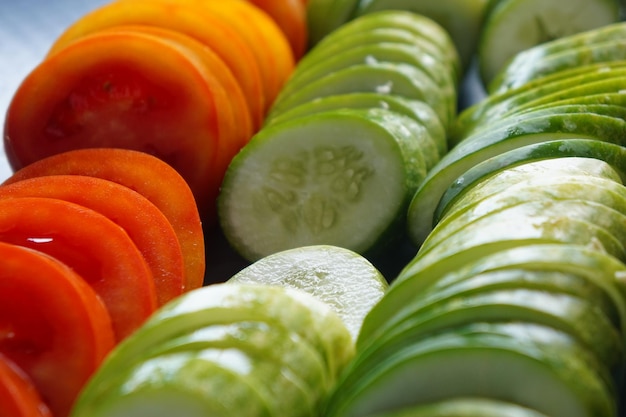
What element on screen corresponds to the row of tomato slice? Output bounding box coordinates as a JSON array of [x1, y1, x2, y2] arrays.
[[0, 148, 208, 417], [3, 0, 308, 226]]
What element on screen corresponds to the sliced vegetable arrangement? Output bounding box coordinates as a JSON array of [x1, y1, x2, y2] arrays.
[[4, 0, 626, 416]]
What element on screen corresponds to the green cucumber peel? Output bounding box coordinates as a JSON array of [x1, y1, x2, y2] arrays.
[[490, 22, 626, 94], [265, 93, 447, 157], [329, 321, 616, 417], [407, 113, 626, 246], [359, 244, 626, 349], [435, 139, 626, 222]]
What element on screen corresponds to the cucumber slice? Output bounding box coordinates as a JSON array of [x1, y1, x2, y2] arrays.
[[435, 139, 626, 222], [305, 11, 460, 81], [75, 351, 273, 417], [267, 61, 452, 130], [297, 27, 456, 85], [131, 321, 331, 397], [265, 93, 447, 158], [76, 283, 353, 411], [406, 112, 626, 246], [218, 109, 429, 261], [354, 0, 488, 71], [478, 0, 620, 86], [361, 286, 623, 370], [328, 322, 616, 417], [422, 197, 626, 262], [489, 22, 626, 94], [453, 61, 626, 140], [359, 244, 626, 348], [306, 0, 361, 48], [276, 42, 457, 108], [455, 68, 626, 139], [488, 38, 626, 95], [365, 397, 551, 417]]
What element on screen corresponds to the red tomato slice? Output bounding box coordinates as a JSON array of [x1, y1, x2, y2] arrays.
[[0, 196, 157, 341], [0, 353, 52, 417], [4, 29, 231, 222], [0, 174, 185, 306], [0, 242, 115, 417], [3, 148, 206, 291], [47, 0, 266, 131]]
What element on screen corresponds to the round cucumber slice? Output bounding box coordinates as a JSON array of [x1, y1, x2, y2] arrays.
[[453, 61, 626, 140], [478, 0, 620, 87], [354, 0, 488, 72], [328, 322, 616, 417], [435, 139, 626, 222], [455, 68, 626, 139], [304, 10, 461, 82], [267, 61, 453, 130], [488, 38, 626, 95], [265, 93, 447, 158], [218, 109, 429, 262], [276, 42, 457, 108], [489, 21, 626, 94], [75, 351, 274, 417], [406, 112, 626, 247]]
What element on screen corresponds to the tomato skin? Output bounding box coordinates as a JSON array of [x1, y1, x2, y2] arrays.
[[3, 148, 206, 291], [0, 174, 185, 306], [0, 242, 115, 417], [4, 29, 226, 221], [0, 353, 52, 417], [0, 196, 157, 342]]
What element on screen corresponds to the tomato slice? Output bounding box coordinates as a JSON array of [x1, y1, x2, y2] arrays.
[[0, 353, 52, 417], [195, 0, 296, 107], [0, 196, 157, 341], [0, 242, 115, 417], [4, 29, 233, 222], [244, 0, 308, 60], [0, 174, 185, 306], [47, 0, 265, 130], [3, 148, 206, 291]]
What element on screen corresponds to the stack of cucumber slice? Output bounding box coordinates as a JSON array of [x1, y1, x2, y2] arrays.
[[408, 22, 626, 247], [323, 23, 626, 417], [218, 11, 460, 264], [69, 283, 355, 417], [325, 141, 626, 417]]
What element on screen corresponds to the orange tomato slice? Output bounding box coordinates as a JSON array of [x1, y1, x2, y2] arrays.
[[0, 242, 115, 417], [47, 0, 266, 130], [0, 197, 157, 341], [196, 0, 296, 107], [0, 353, 52, 417], [3, 148, 206, 292], [0, 174, 185, 307], [244, 0, 308, 60], [5, 29, 231, 223]]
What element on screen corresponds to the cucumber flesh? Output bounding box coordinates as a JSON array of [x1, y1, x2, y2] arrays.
[[218, 109, 427, 262]]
